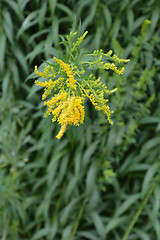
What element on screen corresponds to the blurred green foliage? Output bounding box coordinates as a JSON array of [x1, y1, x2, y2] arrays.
[[0, 0, 160, 239]]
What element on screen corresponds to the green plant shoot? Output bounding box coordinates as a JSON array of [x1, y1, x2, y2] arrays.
[[34, 31, 130, 139]]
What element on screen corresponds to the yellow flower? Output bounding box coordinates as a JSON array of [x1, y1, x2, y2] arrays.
[[53, 57, 77, 90], [34, 31, 129, 139], [71, 31, 88, 52], [43, 91, 84, 139]]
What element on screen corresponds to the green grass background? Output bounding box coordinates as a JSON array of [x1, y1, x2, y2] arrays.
[[0, 0, 160, 239]]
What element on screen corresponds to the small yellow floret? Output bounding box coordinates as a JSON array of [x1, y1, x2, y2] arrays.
[[54, 57, 77, 90], [71, 31, 88, 52]]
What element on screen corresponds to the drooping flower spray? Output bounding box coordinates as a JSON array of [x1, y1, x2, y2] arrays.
[[34, 31, 130, 139]]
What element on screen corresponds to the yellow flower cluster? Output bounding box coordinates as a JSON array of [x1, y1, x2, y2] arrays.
[[80, 76, 116, 124], [44, 91, 84, 139], [34, 31, 129, 139], [85, 49, 130, 74], [35, 65, 55, 78], [34, 57, 85, 138], [99, 62, 125, 75], [71, 31, 88, 52], [53, 57, 77, 90]]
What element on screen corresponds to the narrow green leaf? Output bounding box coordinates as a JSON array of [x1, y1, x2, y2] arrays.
[[115, 193, 141, 217], [150, 8, 160, 32], [62, 225, 72, 240], [17, 11, 38, 38], [57, 3, 74, 20], [38, 1, 47, 30], [78, 230, 98, 240], [4, 0, 19, 15], [48, 0, 57, 15], [142, 162, 160, 196], [127, 8, 134, 34], [86, 163, 97, 196], [64, 176, 78, 202], [60, 199, 78, 226], [141, 137, 160, 153], [2, 10, 13, 44], [105, 216, 129, 234], [12, 47, 28, 74], [28, 29, 49, 45], [103, 6, 112, 31], [112, 18, 121, 40], [134, 228, 150, 240], [82, 140, 99, 169], [8, 59, 20, 87], [91, 211, 106, 239], [0, 35, 6, 71], [26, 41, 44, 63], [32, 228, 50, 240], [2, 72, 10, 97], [133, 16, 146, 31]]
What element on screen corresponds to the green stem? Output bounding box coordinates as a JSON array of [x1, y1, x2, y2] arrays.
[[70, 201, 86, 240], [122, 181, 156, 240]]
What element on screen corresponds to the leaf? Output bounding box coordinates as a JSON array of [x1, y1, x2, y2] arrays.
[[86, 163, 97, 196], [17, 10, 38, 38], [49, 218, 58, 239], [91, 211, 106, 239], [28, 29, 49, 45], [146, 205, 160, 239], [2, 10, 14, 44], [45, 16, 59, 48], [64, 176, 78, 202], [12, 47, 28, 74], [134, 228, 150, 240], [150, 8, 160, 32], [62, 225, 73, 240], [0, 34, 6, 71], [48, 0, 57, 15], [2, 72, 10, 97], [153, 187, 160, 213], [47, 151, 67, 185], [105, 216, 129, 234], [4, 0, 19, 15], [60, 199, 78, 226], [103, 6, 112, 31], [78, 230, 98, 240], [26, 41, 45, 63], [57, 155, 69, 183], [141, 137, 160, 153], [112, 18, 121, 40], [127, 8, 134, 34], [115, 193, 141, 217], [142, 162, 160, 196], [18, 0, 31, 12], [32, 228, 50, 240], [94, 24, 103, 49], [38, 1, 47, 30], [57, 3, 74, 20], [139, 116, 160, 125], [8, 59, 20, 87], [133, 16, 147, 32], [74, 152, 82, 178], [82, 140, 99, 169], [81, 0, 98, 32]]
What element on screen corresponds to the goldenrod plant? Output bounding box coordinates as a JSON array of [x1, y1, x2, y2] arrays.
[[34, 31, 130, 139], [1, 0, 160, 238]]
